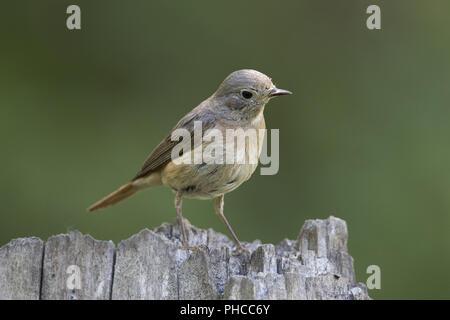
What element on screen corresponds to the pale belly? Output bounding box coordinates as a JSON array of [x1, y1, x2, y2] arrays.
[[162, 162, 258, 199], [161, 128, 264, 199]]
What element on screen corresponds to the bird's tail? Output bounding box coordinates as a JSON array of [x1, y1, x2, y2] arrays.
[[87, 182, 139, 212]]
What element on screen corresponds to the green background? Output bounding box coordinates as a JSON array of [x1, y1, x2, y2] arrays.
[[1, 1, 449, 299]]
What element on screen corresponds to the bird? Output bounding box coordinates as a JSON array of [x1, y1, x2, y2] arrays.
[[88, 69, 292, 252]]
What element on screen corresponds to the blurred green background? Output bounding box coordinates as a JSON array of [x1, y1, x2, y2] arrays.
[[1, 0, 449, 299]]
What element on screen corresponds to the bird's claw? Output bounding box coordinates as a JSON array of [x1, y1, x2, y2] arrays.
[[179, 244, 207, 252], [234, 245, 249, 255]]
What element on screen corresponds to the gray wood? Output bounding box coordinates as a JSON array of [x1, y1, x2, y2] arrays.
[[0, 216, 370, 300], [0, 237, 43, 300], [178, 248, 219, 299], [112, 228, 181, 299], [40, 230, 115, 300]]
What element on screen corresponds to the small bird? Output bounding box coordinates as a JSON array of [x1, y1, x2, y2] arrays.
[[88, 69, 292, 252]]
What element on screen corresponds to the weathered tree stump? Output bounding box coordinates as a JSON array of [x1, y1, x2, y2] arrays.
[[0, 216, 370, 300]]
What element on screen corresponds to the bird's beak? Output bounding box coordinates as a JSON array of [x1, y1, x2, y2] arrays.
[[269, 87, 293, 97]]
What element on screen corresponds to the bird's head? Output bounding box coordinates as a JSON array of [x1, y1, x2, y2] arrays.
[[213, 69, 292, 122]]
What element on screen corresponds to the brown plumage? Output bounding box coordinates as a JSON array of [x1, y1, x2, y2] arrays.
[[88, 69, 292, 251], [87, 182, 138, 212]]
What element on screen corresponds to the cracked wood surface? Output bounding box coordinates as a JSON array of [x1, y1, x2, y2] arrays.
[[0, 216, 370, 300]]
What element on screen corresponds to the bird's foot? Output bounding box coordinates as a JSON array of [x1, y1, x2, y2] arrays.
[[179, 244, 207, 252], [233, 245, 249, 255]]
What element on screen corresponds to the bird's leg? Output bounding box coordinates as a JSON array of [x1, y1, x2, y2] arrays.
[[175, 193, 206, 251], [175, 192, 189, 249], [215, 195, 248, 253]]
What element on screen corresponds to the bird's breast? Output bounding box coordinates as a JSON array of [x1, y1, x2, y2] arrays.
[[161, 119, 265, 199]]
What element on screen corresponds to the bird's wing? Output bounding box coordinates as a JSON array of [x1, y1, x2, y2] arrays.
[[132, 110, 216, 181]]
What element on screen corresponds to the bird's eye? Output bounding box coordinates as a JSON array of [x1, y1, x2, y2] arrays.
[[241, 90, 253, 99]]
